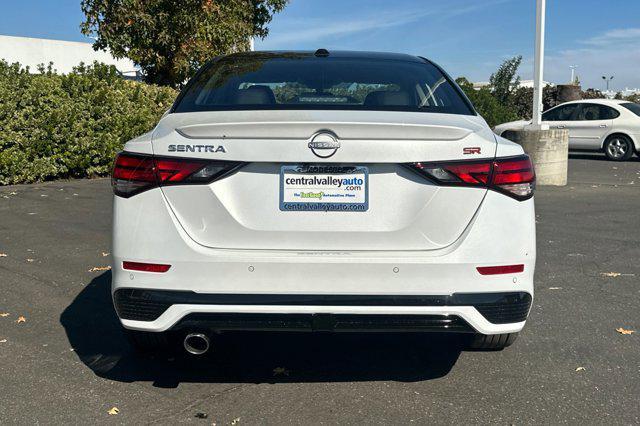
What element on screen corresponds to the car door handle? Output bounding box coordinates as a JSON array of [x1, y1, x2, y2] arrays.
[[599, 124, 607, 128]]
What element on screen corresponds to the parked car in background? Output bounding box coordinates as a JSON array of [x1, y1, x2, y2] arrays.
[[111, 50, 536, 355], [494, 99, 640, 161]]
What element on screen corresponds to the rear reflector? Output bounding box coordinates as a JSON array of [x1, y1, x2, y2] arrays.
[[112, 152, 244, 197], [477, 264, 524, 275], [408, 155, 535, 200], [123, 261, 171, 273]]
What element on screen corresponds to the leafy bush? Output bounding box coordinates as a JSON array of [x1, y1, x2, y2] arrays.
[[0, 61, 177, 185], [456, 77, 518, 127]]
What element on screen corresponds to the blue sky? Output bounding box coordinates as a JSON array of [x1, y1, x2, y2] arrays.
[[1, 0, 639, 90]]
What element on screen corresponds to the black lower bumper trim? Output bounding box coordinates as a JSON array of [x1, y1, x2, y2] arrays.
[[113, 289, 531, 325], [172, 313, 474, 333]]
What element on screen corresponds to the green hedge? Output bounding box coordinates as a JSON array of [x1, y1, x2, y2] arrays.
[[0, 61, 177, 185]]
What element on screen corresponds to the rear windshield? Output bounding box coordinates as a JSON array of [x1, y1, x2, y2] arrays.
[[621, 102, 640, 116], [173, 53, 474, 115]]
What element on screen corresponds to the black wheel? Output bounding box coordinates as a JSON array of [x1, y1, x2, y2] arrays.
[[124, 329, 171, 353], [604, 135, 633, 161], [467, 332, 518, 350]]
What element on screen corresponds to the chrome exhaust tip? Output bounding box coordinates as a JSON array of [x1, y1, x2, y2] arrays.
[[183, 333, 210, 355]]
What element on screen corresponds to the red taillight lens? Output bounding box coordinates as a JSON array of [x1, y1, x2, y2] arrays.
[[492, 156, 536, 199], [408, 155, 535, 200], [112, 152, 243, 197], [123, 261, 171, 273], [477, 264, 524, 275]]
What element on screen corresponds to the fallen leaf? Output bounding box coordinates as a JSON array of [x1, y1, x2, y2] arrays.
[[272, 367, 290, 376], [616, 327, 635, 335], [26, 258, 34, 262], [0, 313, 9, 317], [88, 266, 111, 272], [102, 252, 110, 257], [0, 253, 7, 257], [107, 407, 119, 415], [575, 366, 585, 372], [15, 316, 26, 324], [231, 418, 240, 425], [601, 272, 621, 277], [0, 339, 7, 343]]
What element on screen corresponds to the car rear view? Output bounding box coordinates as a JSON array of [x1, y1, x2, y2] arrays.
[[111, 50, 536, 354]]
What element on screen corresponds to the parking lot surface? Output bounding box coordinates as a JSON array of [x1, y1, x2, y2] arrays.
[[0, 154, 638, 424]]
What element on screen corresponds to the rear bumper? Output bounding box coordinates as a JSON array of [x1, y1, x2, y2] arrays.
[[114, 290, 531, 335], [112, 187, 536, 336]]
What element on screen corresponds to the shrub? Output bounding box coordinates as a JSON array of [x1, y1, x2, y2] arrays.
[[456, 78, 518, 128], [0, 61, 177, 185]]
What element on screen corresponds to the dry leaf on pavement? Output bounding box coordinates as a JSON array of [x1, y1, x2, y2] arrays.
[[26, 259, 34, 262], [0, 313, 9, 317], [15, 316, 26, 324], [102, 252, 110, 257], [0, 253, 7, 257], [575, 366, 585, 372], [616, 327, 635, 335], [231, 418, 241, 425], [107, 407, 120, 415], [601, 272, 621, 277], [0, 339, 7, 343], [88, 266, 111, 272]]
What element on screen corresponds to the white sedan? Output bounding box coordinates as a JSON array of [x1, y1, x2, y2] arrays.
[[494, 99, 640, 161], [111, 50, 536, 354]]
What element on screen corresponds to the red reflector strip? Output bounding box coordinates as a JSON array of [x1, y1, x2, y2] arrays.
[[476, 264, 524, 275], [123, 261, 171, 273]]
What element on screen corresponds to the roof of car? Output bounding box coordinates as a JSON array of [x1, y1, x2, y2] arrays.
[[226, 50, 426, 63], [562, 98, 629, 106]]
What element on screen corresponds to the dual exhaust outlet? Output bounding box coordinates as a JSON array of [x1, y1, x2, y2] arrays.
[[183, 332, 210, 355]]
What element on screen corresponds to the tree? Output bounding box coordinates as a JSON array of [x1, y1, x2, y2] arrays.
[[456, 77, 518, 128], [489, 56, 522, 105], [81, 0, 288, 87]]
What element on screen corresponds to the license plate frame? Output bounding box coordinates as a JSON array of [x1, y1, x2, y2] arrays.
[[279, 165, 369, 212]]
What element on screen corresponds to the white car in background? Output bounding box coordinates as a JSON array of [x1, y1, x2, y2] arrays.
[[111, 50, 536, 355], [494, 99, 640, 161]]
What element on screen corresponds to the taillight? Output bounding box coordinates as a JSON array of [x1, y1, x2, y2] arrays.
[[407, 155, 535, 200], [112, 152, 244, 198]]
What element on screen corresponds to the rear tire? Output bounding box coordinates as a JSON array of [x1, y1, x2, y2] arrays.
[[468, 332, 518, 350], [124, 329, 171, 353], [604, 135, 633, 161]]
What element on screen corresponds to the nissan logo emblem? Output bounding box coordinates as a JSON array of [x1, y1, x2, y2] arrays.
[[308, 132, 340, 158]]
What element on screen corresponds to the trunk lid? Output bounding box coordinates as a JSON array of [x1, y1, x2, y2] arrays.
[[152, 110, 496, 251]]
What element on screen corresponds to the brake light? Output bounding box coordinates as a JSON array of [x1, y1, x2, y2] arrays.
[[112, 152, 244, 197], [408, 155, 535, 200]]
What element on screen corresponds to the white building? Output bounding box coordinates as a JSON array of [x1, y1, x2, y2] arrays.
[[0, 34, 137, 76], [472, 79, 553, 90]]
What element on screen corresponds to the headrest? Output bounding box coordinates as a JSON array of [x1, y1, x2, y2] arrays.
[[235, 85, 276, 105], [364, 90, 412, 106]]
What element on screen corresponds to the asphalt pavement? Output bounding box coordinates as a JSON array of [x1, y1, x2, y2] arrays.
[[0, 153, 638, 424]]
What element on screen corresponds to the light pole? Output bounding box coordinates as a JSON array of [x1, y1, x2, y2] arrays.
[[602, 75, 614, 91], [570, 65, 577, 84], [530, 0, 546, 129]]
